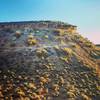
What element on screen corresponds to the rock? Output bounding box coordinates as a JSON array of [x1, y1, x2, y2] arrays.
[[15, 30, 22, 38], [67, 91, 76, 98], [28, 82, 36, 89], [81, 93, 91, 100], [0, 91, 3, 97], [39, 76, 50, 84]]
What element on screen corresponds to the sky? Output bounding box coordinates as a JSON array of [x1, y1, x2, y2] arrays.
[[0, 0, 100, 44]]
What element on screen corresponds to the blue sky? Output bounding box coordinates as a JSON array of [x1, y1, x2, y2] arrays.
[[0, 0, 100, 44]]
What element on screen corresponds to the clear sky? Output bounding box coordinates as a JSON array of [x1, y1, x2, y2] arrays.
[[0, 0, 100, 44]]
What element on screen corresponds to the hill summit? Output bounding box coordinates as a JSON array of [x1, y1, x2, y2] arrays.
[[0, 21, 100, 100]]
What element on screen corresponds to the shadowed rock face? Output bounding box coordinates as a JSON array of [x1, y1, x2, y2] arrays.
[[0, 21, 100, 100]]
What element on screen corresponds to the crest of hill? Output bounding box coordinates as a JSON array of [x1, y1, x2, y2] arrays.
[[0, 20, 77, 30]]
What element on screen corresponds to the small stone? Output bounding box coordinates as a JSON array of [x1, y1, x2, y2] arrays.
[[28, 82, 36, 89], [67, 91, 76, 98], [81, 93, 91, 100], [0, 91, 3, 97]]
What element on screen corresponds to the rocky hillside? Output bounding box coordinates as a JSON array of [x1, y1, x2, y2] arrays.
[[0, 21, 100, 100]]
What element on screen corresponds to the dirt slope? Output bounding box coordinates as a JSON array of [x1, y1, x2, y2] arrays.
[[0, 21, 100, 100]]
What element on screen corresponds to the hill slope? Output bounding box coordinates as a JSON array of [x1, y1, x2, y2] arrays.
[[0, 21, 100, 100]]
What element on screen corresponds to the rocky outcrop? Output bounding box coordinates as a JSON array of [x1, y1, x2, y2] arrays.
[[0, 21, 100, 100], [0, 21, 77, 33]]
